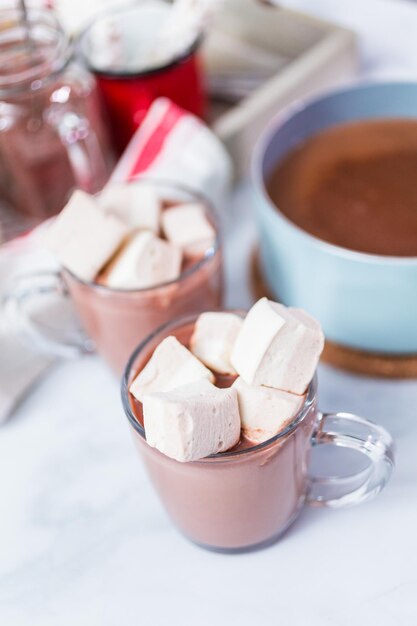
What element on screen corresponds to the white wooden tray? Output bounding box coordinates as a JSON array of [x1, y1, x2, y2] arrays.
[[203, 0, 358, 176]]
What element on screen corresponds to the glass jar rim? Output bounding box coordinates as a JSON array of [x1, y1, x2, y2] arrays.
[[121, 310, 317, 462], [0, 7, 71, 94]]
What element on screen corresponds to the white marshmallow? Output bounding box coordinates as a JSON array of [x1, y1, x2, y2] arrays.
[[104, 231, 182, 290], [161, 203, 216, 257], [190, 312, 242, 375], [130, 336, 214, 402], [232, 377, 304, 443], [99, 182, 161, 233], [43, 190, 129, 282], [143, 379, 241, 462], [231, 298, 324, 395]]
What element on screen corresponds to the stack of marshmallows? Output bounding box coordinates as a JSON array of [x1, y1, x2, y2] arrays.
[[129, 297, 325, 462], [43, 183, 215, 289]]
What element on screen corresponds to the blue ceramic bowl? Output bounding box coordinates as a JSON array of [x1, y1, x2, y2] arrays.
[[253, 82, 417, 354]]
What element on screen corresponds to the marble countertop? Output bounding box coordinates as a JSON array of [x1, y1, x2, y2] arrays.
[[2, 1, 417, 624]]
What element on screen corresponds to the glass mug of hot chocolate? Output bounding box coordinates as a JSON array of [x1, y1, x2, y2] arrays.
[[4, 180, 222, 374], [122, 299, 394, 552]]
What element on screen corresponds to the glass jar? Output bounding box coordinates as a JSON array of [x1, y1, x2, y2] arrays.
[[0, 7, 113, 219]]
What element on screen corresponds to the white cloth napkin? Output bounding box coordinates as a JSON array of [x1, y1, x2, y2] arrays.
[[0, 231, 57, 423], [110, 97, 233, 209]]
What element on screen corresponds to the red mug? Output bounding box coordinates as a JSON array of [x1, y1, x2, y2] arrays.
[[78, 2, 206, 154]]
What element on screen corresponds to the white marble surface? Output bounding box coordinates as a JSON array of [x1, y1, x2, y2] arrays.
[[2, 1, 417, 624]]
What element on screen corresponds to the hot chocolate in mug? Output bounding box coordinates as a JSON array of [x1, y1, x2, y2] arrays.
[[3, 180, 222, 374], [122, 312, 395, 553]]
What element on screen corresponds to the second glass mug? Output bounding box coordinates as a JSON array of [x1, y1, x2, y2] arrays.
[[3, 180, 223, 374], [122, 312, 395, 553]]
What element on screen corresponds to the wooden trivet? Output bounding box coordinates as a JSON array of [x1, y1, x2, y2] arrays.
[[251, 249, 417, 378]]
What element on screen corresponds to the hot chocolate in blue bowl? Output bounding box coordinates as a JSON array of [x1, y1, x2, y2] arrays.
[[253, 82, 417, 360]]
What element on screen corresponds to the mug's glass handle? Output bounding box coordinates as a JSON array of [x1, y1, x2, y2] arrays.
[[46, 104, 109, 194], [307, 412, 395, 508], [2, 272, 95, 359]]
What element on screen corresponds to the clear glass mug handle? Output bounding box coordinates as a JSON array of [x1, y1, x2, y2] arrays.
[[2, 271, 95, 359], [308, 412, 395, 508], [45, 100, 110, 193]]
